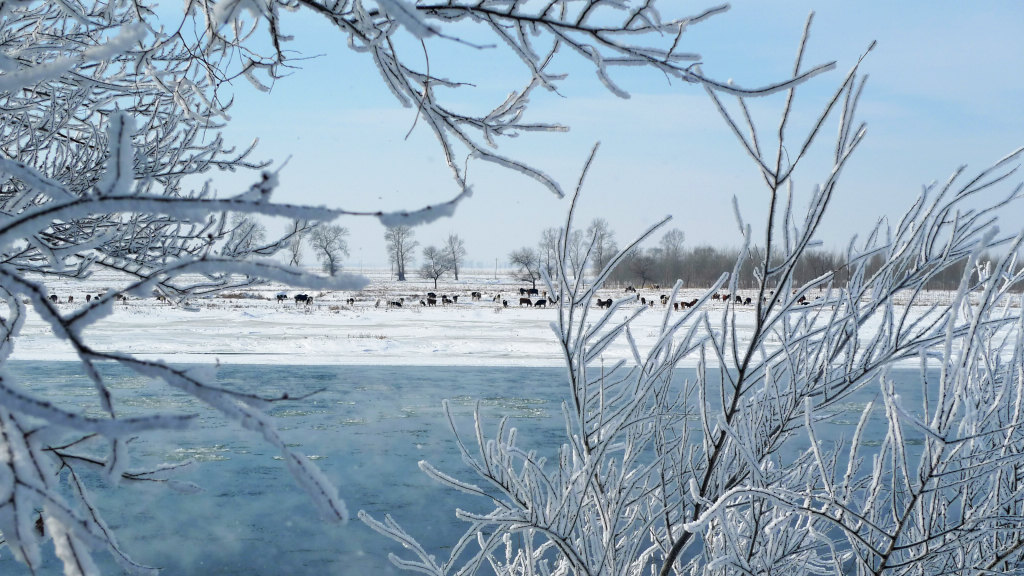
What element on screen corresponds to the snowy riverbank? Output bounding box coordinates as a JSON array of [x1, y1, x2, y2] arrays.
[[11, 268, 987, 367]]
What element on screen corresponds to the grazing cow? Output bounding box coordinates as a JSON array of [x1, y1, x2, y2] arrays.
[[660, 294, 669, 306], [492, 293, 501, 302], [67, 295, 74, 303], [735, 295, 743, 304], [294, 294, 310, 305], [49, 294, 58, 303], [640, 297, 647, 306], [471, 291, 482, 301], [427, 292, 437, 299], [388, 298, 405, 308], [534, 299, 546, 308], [347, 297, 356, 306], [519, 297, 533, 307], [427, 297, 437, 306], [452, 295, 459, 303], [673, 302, 679, 311], [502, 300, 509, 308], [276, 293, 288, 303], [519, 288, 528, 296], [548, 295, 559, 304], [625, 286, 636, 293], [712, 293, 721, 301], [420, 300, 427, 306], [442, 295, 453, 306], [743, 297, 752, 305], [86, 294, 92, 303], [526, 288, 539, 296], [596, 298, 612, 309]]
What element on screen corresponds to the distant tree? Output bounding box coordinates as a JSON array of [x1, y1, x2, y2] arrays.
[[538, 227, 562, 281], [659, 228, 686, 284], [443, 233, 467, 281], [627, 248, 659, 288], [309, 224, 350, 276], [566, 229, 587, 276], [419, 246, 454, 289], [223, 214, 267, 258], [287, 219, 308, 267], [586, 217, 617, 275], [509, 247, 542, 289], [385, 225, 419, 281]]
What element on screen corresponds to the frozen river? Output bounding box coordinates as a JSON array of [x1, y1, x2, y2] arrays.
[[1, 362, 572, 575], [1, 361, 919, 575]]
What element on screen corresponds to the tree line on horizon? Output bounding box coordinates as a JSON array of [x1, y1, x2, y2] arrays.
[[276, 214, 1014, 294], [238, 213, 1013, 296]]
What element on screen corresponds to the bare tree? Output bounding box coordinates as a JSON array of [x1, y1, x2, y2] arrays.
[[627, 248, 659, 288], [566, 229, 587, 277], [508, 247, 542, 289], [443, 233, 467, 281], [537, 226, 562, 281], [385, 225, 419, 281], [223, 214, 267, 258], [287, 219, 309, 267], [362, 19, 1024, 576], [586, 217, 618, 276], [309, 223, 350, 276], [419, 246, 454, 289], [658, 227, 686, 284]]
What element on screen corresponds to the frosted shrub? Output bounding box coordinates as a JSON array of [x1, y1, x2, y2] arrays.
[[362, 17, 1024, 576]]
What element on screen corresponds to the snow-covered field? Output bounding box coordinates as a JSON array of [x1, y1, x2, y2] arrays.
[[11, 268, 977, 367]]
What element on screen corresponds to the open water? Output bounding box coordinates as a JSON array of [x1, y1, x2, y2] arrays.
[[0, 362, 921, 575]]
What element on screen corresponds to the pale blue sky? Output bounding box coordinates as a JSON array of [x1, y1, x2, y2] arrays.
[[210, 2, 1024, 270]]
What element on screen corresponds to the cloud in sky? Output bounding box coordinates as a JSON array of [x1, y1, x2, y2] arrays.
[[211, 2, 1024, 268]]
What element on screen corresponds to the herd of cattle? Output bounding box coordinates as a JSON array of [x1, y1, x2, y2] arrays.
[[45, 285, 779, 312], [302, 285, 766, 312]]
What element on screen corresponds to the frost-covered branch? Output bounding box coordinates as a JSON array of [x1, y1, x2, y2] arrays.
[[207, 1, 835, 197]]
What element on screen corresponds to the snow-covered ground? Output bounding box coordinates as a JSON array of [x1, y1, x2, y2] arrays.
[[11, 268, 977, 366]]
